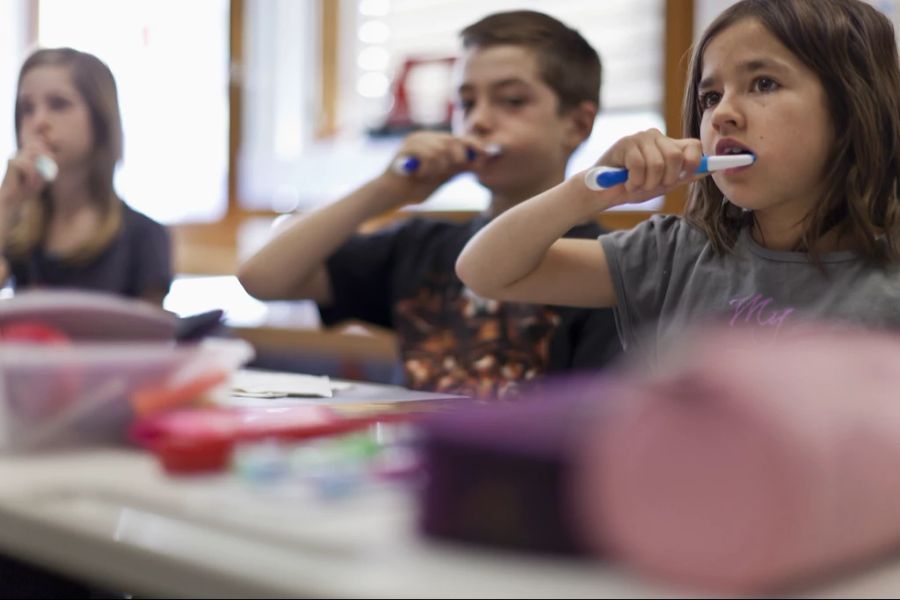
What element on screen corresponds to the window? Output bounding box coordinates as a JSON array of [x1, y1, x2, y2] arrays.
[[37, 0, 230, 224], [238, 0, 320, 213], [0, 1, 31, 164], [239, 0, 667, 214]]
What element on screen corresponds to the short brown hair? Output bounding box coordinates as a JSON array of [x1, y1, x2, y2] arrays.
[[10, 47, 123, 263], [460, 10, 602, 112], [683, 0, 900, 264]]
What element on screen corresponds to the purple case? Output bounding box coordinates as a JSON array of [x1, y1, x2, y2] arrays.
[[416, 376, 610, 554]]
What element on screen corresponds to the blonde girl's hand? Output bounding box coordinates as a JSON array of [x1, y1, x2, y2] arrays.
[[585, 128, 704, 209], [380, 131, 494, 204], [0, 144, 53, 213]]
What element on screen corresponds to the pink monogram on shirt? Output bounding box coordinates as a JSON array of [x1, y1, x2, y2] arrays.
[[728, 293, 795, 332]]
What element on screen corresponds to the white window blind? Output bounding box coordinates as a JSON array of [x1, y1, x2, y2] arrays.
[[345, 0, 664, 133], [238, 0, 320, 213]]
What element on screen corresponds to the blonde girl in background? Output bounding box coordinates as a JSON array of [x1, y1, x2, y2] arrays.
[[0, 47, 172, 305]]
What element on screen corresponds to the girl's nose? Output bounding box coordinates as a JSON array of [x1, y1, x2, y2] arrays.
[[28, 106, 51, 133], [710, 94, 744, 132]]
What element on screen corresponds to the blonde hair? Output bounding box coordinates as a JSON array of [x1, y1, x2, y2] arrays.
[[10, 47, 123, 263]]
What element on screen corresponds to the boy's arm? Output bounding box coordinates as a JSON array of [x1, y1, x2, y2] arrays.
[[239, 132, 494, 303], [238, 176, 409, 303]]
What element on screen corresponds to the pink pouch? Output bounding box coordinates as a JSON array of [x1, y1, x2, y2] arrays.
[[571, 325, 900, 593]]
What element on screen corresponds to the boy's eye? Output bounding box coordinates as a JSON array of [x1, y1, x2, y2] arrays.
[[698, 91, 720, 110], [456, 99, 474, 113], [19, 102, 34, 116], [500, 96, 527, 108], [752, 77, 779, 93]]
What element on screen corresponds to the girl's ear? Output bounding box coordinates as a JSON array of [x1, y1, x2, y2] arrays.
[[563, 100, 598, 153]]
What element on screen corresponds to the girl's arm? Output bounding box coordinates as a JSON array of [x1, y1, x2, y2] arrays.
[[456, 176, 624, 308], [456, 129, 702, 308]]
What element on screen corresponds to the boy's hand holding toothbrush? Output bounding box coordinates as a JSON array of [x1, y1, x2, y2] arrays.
[[380, 131, 502, 205]]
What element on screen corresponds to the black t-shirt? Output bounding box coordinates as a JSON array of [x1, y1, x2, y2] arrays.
[[7, 201, 173, 299], [322, 215, 621, 397]]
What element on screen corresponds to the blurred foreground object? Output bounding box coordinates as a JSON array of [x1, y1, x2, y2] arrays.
[[0, 290, 252, 451], [420, 324, 900, 594]]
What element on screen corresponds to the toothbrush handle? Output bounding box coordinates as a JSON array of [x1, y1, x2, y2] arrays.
[[586, 165, 699, 190], [34, 155, 58, 182], [594, 169, 629, 189], [392, 148, 478, 176], [393, 156, 421, 174], [584, 156, 743, 190], [584, 167, 630, 191]]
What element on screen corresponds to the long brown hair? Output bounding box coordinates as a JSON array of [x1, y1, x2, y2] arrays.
[[683, 0, 900, 264], [9, 47, 123, 263]]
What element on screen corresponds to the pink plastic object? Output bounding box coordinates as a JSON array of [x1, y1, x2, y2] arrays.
[[572, 325, 900, 593], [131, 405, 411, 473]]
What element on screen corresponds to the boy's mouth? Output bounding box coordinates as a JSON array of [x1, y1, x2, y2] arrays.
[[483, 143, 503, 157]]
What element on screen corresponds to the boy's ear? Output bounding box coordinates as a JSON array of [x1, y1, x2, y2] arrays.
[[563, 100, 598, 152]]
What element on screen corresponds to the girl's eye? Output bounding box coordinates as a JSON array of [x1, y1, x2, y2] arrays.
[[753, 77, 780, 93], [19, 103, 34, 116], [698, 91, 720, 110], [48, 97, 70, 111]]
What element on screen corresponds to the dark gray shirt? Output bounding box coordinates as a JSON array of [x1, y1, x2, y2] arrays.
[[7, 202, 172, 299], [601, 214, 900, 358]]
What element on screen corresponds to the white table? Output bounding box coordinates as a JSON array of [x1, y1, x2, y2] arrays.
[[0, 448, 673, 599], [2, 386, 900, 598]]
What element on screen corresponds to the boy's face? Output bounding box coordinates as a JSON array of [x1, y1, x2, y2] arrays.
[[453, 45, 589, 199]]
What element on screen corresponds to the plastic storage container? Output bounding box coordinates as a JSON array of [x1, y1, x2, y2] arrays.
[[0, 338, 254, 452]]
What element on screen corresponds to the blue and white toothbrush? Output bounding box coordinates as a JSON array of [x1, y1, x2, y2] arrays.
[[392, 143, 503, 175], [584, 153, 755, 191]]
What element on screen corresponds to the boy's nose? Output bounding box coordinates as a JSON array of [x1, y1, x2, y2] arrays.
[[464, 103, 495, 134]]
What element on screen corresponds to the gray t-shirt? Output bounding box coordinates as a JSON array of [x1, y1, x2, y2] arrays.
[[600, 214, 900, 358]]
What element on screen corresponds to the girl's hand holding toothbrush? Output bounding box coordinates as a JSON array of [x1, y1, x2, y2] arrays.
[[1, 141, 57, 217], [572, 129, 753, 212]]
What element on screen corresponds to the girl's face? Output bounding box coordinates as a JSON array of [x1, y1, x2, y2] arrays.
[[17, 65, 94, 169], [698, 18, 834, 230]]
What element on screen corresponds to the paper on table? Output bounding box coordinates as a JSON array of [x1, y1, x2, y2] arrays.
[[231, 369, 351, 399]]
